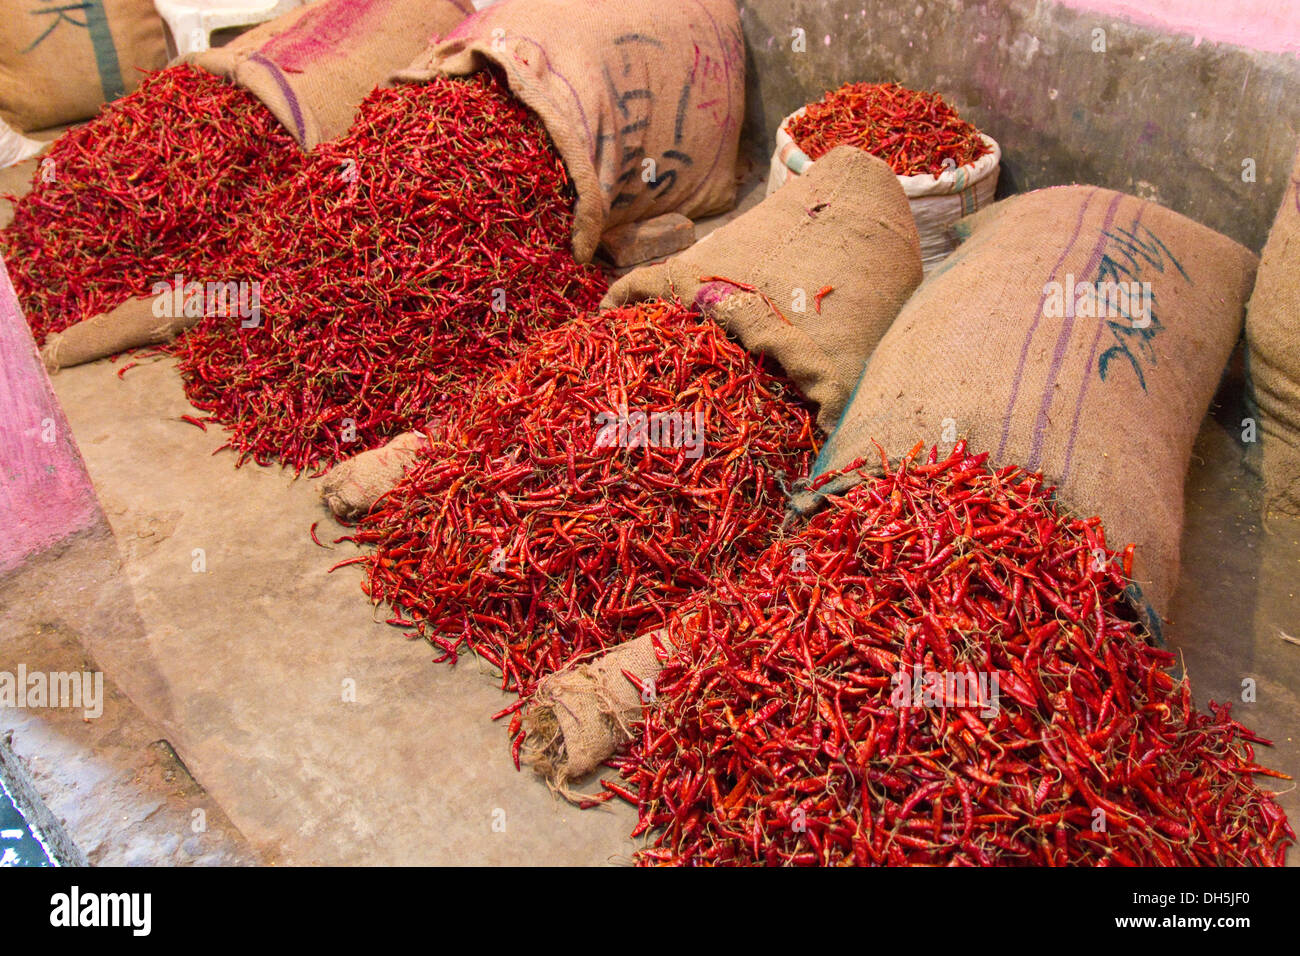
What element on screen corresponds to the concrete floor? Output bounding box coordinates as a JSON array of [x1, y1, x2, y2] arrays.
[[2, 162, 1296, 866], [30, 355, 643, 865], [0, 535, 258, 867]]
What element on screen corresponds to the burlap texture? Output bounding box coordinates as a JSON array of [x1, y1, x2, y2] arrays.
[[319, 431, 429, 519], [792, 185, 1258, 635], [521, 631, 665, 798], [40, 294, 194, 371], [769, 106, 1001, 274], [0, 0, 167, 132], [193, 0, 471, 149], [602, 147, 921, 432], [0, 155, 41, 230], [395, 0, 745, 263], [1245, 146, 1300, 514]]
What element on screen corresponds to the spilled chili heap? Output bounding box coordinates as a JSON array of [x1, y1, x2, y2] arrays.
[[588, 442, 1294, 866]]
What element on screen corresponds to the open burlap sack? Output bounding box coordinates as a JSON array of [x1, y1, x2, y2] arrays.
[[791, 186, 1258, 638], [1245, 147, 1300, 514], [521, 631, 666, 799], [602, 147, 921, 432], [395, 0, 745, 263], [319, 432, 429, 519], [0, 0, 167, 132], [769, 107, 1001, 275], [40, 294, 196, 371], [192, 0, 472, 150]]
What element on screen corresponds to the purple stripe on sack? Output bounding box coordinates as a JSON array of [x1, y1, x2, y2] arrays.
[[502, 36, 594, 151], [1057, 203, 1147, 484], [260, 0, 385, 66], [996, 188, 1099, 460], [445, 6, 487, 41], [248, 53, 307, 142], [1025, 191, 1125, 470], [262, 0, 470, 67]]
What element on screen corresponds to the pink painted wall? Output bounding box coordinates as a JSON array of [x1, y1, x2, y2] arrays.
[[1059, 0, 1300, 54], [0, 259, 103, 576]]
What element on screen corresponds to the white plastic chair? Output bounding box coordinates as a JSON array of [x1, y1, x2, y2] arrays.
[[154, 0, 309, 57]]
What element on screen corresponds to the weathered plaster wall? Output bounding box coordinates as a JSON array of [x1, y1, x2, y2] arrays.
[[1058, 0, 1300, 55], [737, 0, 1300, 251]]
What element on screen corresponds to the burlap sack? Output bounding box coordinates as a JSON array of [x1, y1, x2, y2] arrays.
[[1245, 147, 1300, 514], [320, 432, 429, 519], [396, 0, 745, 263], [192, 0, 472, 150], [769, 107, 1001, 275], [0, 0, 167, 132], [602, 146, 921, 432], [792, 186, 1258, 638], [1, 156, 41, 230], [521, 631, 665, 798], [40, 294, 196, 371]]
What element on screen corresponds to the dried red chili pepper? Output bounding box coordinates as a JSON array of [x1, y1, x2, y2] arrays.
[[1, 65, 303, 344], [347, 300, 818, 701], [616, 442, 1293, 866], [172, 70, 607, 474]]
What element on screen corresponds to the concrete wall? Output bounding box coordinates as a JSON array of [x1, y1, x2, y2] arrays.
[[0, 259, 103, 577], [737, 0, 1300, 251], [1057, 0, 1300, 55]]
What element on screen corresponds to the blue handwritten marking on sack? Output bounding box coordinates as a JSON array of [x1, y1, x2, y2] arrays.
[[1093, 222, 1188, 392], [22, 2, 88, 53], [82, 0, 125, 101], [23, 1, 124, 102]]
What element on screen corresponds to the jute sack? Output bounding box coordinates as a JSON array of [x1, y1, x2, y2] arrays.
[[0, 150, 43, 231], [40, 294, 195, 371], [0, 0, 167, 132], [395, 0, 745, 263], [521, 631, 666, 799], [603, 146, 922, 432], [320, 431, 429, 519], [791, 186, 1258, 638], [768, 106, 1001, 274], [1245, 146, 1300, 514], [192, 0, 472, 150]]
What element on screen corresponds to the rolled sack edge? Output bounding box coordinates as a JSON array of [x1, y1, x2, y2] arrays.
[[521, 630, 670, 802], [319, 431, 430, 519]]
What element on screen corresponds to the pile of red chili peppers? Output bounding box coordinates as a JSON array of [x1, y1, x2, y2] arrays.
[[173, 71, 606, 473], [349, 301, 819, 714], [604, 442, 1293, 866], [0, 65, 303, 345], [788, 82, 990, 177]]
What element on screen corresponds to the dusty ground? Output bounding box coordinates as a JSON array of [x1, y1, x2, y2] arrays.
[[31, 355, 643, 865], [0, 522, 257, 866]]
